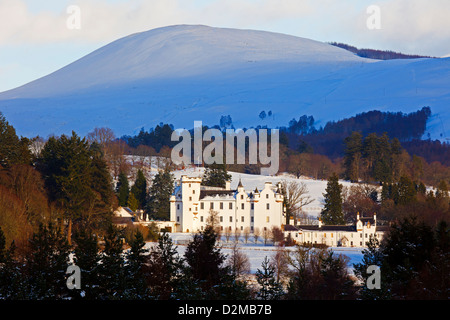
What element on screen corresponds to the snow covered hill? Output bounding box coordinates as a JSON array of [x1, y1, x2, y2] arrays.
[[0, 24, 448, 141]]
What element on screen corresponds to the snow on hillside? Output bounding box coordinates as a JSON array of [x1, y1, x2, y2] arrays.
[[0, 25, 447, 141]]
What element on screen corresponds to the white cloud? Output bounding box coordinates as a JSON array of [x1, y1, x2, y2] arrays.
[[0, 0, 449, 55]]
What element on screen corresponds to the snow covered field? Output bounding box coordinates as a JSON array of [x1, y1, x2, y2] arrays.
[[146, 232, 364, 276]]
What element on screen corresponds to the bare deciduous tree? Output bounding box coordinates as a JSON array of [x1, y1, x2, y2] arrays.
[[254, 227, 261, 244], [206, 209, 221, 234], [227, 242, 250, 279], [243, 226, 251, 244], [281, 180, 314, 225]]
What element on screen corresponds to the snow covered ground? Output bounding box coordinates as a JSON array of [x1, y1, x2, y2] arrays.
[[145, 232, 364, 276]]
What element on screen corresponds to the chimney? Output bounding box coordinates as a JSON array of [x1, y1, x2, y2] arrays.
[[318, 218, 323, 228], [225, 180, 231, 190]]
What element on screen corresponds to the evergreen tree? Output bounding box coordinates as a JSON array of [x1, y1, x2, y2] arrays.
[[321, 173, 345, 225], [124, 229, 149, 298], [0, 112, 32, 167], [436, 180, 449, 198], [147, 232, 184, 299], [343, 131, 363, 182], [38, 131, 113, 244], [393, 175, 417, 205], [255, 256, 284, 300], [202, 163, 231, 188], [98, 224, 126, 299], [147, 168, 174, 220], [0, 240, 29, 299], [127, 192, 139, 212], [184, 225, 227, 293], [26, 223, 71, 299], [72, 229, 101, 299], [354, 217, 449, 299], [130, 169, 147, 209], [116, 171, 130, 207]]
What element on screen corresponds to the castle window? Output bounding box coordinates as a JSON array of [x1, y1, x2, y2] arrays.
[[193, 190, 195, 194], [251, 217, 254, 223], [220, 202, 223, 210], [177, 204, 180, 210], [200, 216, 203, 222], [220, 216, 223, 222], [229, 203, 233, 209], [210, 202, 214, 210], [266, 204, 270, 210], [266, 194, 269, 199], [241, 203, 244, 210], [241, 195, 244, 200], [229, 216, 233, 222], [241, 216, 244, 222], [251, 203, 254, 209], [266, 216, 270, 223], [200, 202, 204, 210]]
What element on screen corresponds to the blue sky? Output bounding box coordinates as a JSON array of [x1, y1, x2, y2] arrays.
[[1, 0, 449, 92]]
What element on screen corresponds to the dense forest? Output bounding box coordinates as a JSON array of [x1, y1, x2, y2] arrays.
[[120, 107, 449, 187], [329, 42, 435, 60]]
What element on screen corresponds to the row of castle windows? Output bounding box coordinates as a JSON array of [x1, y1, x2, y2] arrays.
[[177, 202, 271, 211]]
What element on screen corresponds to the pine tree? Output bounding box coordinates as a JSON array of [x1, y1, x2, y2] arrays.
[[38, 132, 100, 245], [26, 223, 71, 299], [116, 171, 130, 207], [147, 168, 174, 220], [72, 229, 101, 299], [393, 175, 417, 205], [184, 225, 227, 292], [98, 224, 126, 299], [147, 232, 184, 299], [343, 131, 363, 182], [130, 169, 147, 209], [125, 229, 149, 298], [255, 256, 284, 300], [321, 173, 345, 225], [127, 192, 139, 212], [201, 163, 231, 188], [0, 112, 32, 167]]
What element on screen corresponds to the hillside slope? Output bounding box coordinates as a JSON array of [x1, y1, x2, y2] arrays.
[[0, 25, 448, 141]]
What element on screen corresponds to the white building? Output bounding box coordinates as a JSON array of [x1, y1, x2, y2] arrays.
[[284, 213, 388, 248], [170, 175, 284, 233]]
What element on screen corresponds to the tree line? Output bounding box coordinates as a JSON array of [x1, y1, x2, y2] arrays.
[[1, 217, 448, 300], [329, 42, 435, 60]]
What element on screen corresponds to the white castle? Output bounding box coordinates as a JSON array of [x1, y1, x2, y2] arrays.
[[169, 175, 387, 248], [170, 175, 284, 233]]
